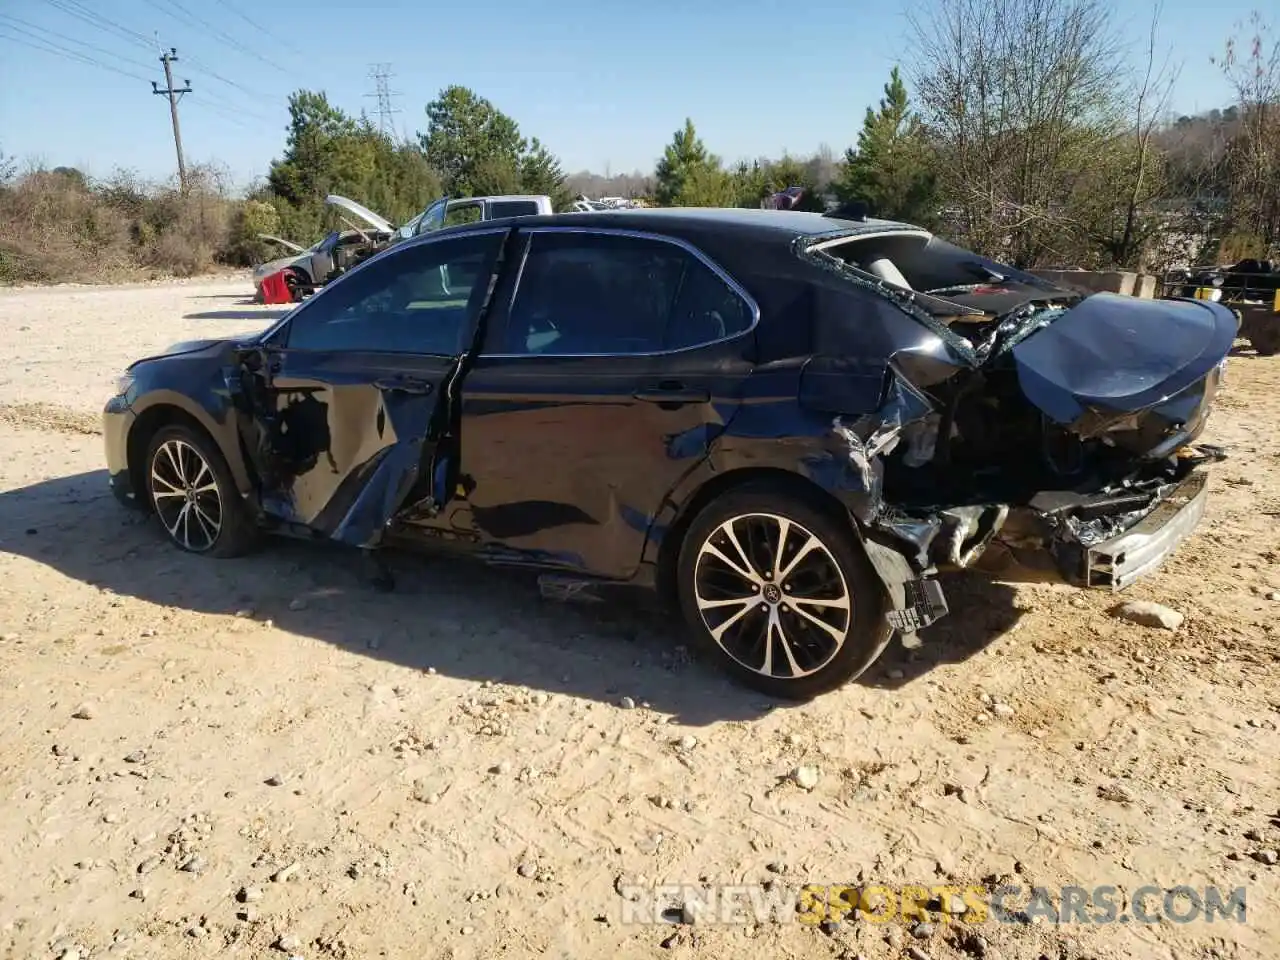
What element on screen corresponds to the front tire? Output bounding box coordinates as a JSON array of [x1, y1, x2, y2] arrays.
[[676, 484, 892, 700], [144, 424, 258, 557]]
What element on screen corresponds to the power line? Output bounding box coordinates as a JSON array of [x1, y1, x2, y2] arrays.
[[185, 94, 276, 133], [210, 0, 307, 58], [40, 0, 156, 53], [0, 12, 155, 72], [0, 27, 151, 82], [139, 0, 291, 76]]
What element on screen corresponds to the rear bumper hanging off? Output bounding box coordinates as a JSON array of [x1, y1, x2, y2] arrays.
[[1081, 469, 1209, 589]]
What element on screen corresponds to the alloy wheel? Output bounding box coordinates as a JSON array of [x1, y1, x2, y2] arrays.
[[149, 438, 223, 552], [692, 512, 852, 679]]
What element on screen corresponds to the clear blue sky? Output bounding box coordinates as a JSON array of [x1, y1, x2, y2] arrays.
[[0, 0, 1263, 191]]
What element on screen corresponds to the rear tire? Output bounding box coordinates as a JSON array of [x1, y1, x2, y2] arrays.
[[675, 483, 892, 701], [144, 424, 258, 558]]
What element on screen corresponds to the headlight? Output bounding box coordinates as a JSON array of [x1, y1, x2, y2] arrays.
[[114, 372, 135, 397]]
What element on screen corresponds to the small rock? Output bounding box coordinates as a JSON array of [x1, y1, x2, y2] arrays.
[[179, 854, 208, 874], [237, 885, 264, 903], [1244, 828, 1264, 842], [124, 750, 145, 764], [460, 926, 475, 935], [944, 893, 969, 915], [237, 907, 258, 923], [1265, 591, 1279, 602], [1098, 782, 1134, 804], [234, 608, 255, 618], [1252, 850, 1279, 866], [72, 703, 96, 720], [791, 765, 821, 790], [677, 734, 697, 751], [992, 703, 1015, 718], [887, 668, 905, 680], [618, 696, 636, 710], [490, 761, 512, 776], [186, 925, 207, 938], [264, 774, 284, 786], [136, 855, 162, 875], [681, 898, 711, 924], [907, 948, 933, 960], [911, 921, 935, 939], [271, 860, 298, 885], [288, 598, 307, 611], [517, 862, 538, 878], [1113, 600, 1183, 631], [128, 888, 147, 900], [978, 692, 993, 705], [531, 692, 547, 705], [765, 861, 784, 874], [275, 933, 301, 952], [271, 861, 299, 882], [52, 744, 69, 757]]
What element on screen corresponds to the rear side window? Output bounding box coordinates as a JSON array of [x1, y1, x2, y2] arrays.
[[488, 200, 541, 219], [491, 231, 752, 355]]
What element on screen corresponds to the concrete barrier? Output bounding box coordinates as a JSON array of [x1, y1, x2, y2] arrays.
[[1031, 270, 1138, 295]]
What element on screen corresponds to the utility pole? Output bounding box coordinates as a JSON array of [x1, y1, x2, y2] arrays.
[[152, 48, 192, 191]]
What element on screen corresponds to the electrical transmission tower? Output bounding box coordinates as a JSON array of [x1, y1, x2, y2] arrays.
[[151, 48, 192, 192], [365, 63, 401, 136]]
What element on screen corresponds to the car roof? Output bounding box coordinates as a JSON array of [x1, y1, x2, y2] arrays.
[[452, 194, 549, 204], [411, 206, 924, 247]]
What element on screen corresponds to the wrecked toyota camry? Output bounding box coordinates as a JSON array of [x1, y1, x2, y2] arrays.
[[102, 207, 1235, 700]]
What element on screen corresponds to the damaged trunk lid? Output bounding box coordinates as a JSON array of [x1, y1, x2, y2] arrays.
[[1012, 293, 1237, 458]]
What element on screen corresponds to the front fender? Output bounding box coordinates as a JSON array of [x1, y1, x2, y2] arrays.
[[129, 386, 254, 499]]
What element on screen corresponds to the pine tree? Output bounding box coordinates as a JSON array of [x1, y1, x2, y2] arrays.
[[836, 67, 938, 224], [655, 119, 720, 206]]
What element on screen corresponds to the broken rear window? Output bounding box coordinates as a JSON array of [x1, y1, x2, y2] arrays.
[[808, 231, 1055, 297]]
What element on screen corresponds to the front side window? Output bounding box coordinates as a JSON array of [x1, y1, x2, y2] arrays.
[[493, 231, 751, 355], [285, 233, 500, 355]]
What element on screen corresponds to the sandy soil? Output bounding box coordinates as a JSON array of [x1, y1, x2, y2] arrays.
[[0, 280, 1277, 960]]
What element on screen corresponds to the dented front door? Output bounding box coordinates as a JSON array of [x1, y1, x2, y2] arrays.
[[242, 231, 506, 547]]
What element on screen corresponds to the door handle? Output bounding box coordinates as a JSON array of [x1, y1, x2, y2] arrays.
[[633, 381, 710, 405], [374, 376, 434, 396]]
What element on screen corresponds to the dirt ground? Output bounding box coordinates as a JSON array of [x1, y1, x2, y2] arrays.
[[0, 278, 1277, 960]]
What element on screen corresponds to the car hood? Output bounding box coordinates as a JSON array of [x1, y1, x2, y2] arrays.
[[129, 333, 267, 369], [324, 193, 394, 234], [1012, 293, 1236, 454], [258, 233, 306, 254]]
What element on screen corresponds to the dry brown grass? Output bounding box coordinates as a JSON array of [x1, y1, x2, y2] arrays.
[[0, 402, 102, 436], [0, 164, 242, 285]]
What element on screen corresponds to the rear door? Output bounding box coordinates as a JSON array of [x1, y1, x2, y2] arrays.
[[450, 227, 758, 579], [240, 230, 506, 547]]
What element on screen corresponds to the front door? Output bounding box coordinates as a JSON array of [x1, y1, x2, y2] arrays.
[[453, 227, 759, 579], [241, 230, 506, 547]]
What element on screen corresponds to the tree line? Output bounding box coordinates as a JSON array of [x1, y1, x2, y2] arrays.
[[1, 1, 1276, 283]]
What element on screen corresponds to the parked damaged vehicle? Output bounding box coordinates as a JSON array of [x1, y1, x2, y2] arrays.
[[1162, 258, 1280, 355], [105, 207, 1235, 699], [251, 195, 395, 301], [253, 194, 555, 301]]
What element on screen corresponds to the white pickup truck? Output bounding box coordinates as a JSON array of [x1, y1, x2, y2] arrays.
[[253, 192, 554, 300]]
